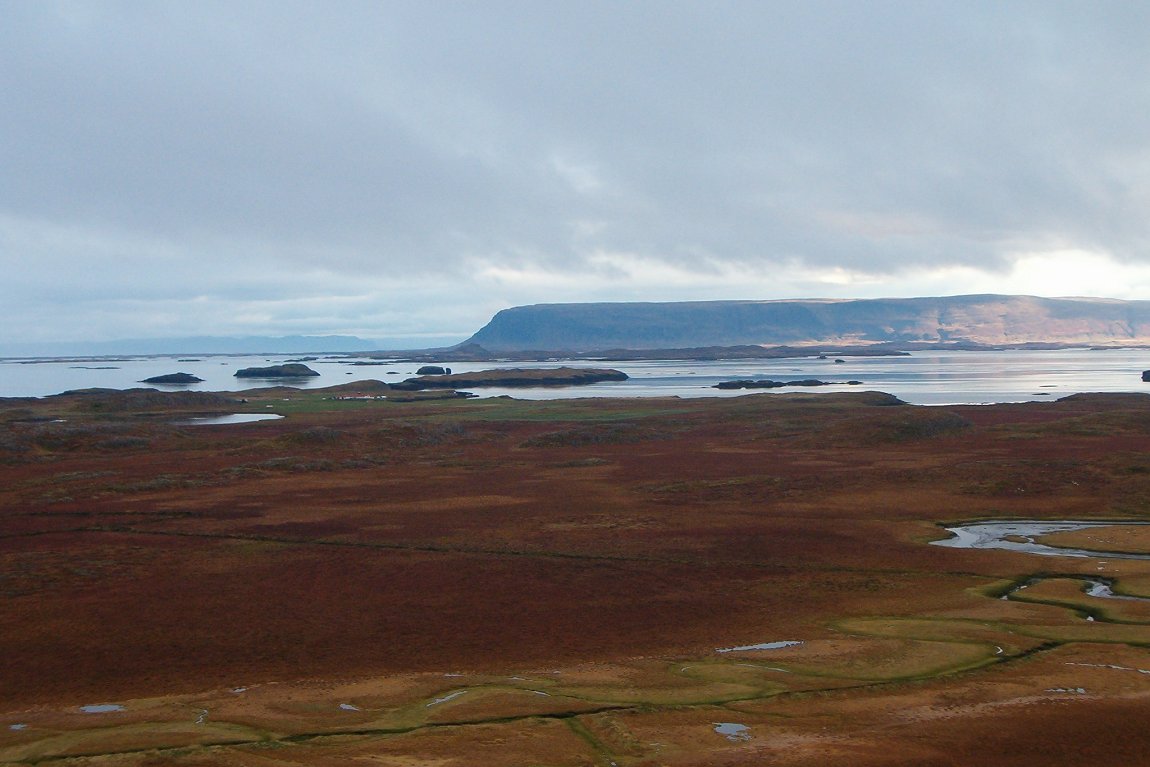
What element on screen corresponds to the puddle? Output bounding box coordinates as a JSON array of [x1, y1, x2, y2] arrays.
[[9, 724, 27, 731], [1047, 687, 1087, 694], [932, 520, 1150, 560], [231, 687, 248, 694], [80, 704, 125, 713], [195, 709, 208, 725], [716, 640, 802, 653], [713, 722, 752, 742], [427, 691, 467, 707], [1068, 662, 1150, 675], [1083, 578, 1150, 601], [176, 414, 284, 426], [339, 703, 361, 711]]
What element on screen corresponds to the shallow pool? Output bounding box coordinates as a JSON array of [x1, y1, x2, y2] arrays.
[[175, 413, 284, 426]]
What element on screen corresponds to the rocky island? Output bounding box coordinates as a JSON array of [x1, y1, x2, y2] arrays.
[[234, 363, 320, 378], [388, 366, 627, 390], [139, 372, 204, 384], [714, 378, 863, 389]]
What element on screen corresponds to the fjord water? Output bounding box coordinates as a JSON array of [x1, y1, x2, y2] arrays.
[[1, 348, 1149, 404]]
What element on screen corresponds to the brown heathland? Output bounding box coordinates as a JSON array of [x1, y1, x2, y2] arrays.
[[3, 387, 1150, 765]]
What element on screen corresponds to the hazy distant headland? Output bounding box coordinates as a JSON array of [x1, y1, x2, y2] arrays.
[[462, 295, 1150, 352]]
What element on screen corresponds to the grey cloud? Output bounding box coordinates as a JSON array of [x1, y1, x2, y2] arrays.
[[3, 1, 1150, 343]]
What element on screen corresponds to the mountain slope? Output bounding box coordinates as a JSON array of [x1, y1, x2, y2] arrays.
[[464, 295, 1150, 351]]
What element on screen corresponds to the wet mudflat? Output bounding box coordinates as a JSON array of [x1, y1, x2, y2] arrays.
[[4, 387, 1150, 765]]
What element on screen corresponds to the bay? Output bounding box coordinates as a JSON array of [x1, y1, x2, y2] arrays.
[[1, 348, 1149, 405]]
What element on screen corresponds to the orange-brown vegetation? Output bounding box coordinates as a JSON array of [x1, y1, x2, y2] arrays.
[[1038, 525, 1150, 556], [3, 388, 1150, 765]]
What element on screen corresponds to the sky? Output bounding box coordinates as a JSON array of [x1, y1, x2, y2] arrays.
[[4, 1, 1150, 351]]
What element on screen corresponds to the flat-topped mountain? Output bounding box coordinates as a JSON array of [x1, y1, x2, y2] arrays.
[[463, 295, 1150, 351]]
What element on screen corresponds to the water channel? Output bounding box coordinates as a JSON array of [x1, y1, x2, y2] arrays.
[[933, 519, 1150, 605], [931, 520, 1150, 560]]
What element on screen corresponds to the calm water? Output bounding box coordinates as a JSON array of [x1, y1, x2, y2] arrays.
[[2, 348, 1149, 405], [174, 414, 286, 426]]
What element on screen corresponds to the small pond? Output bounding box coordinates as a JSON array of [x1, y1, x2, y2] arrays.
[[713, 722, 752, 742], [176, 413, 284, 426]]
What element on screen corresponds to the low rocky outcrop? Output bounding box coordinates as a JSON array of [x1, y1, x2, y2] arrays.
[[310, 380, 391, 395], [1142, 370, 1150, 382], [234, 363, 320, 378], [385, 390, 477, 402], [416, 365, 450, 375], [714, 379, 862, 390], [140, 372, 204, 384], [390, 367, 628, 391], [46, 388, 239, 412]]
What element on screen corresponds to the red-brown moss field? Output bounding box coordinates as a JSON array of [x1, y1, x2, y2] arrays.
[[4, 385, 1150, 765]]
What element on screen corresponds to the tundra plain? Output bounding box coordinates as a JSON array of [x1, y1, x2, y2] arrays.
[[4, 386, 1150, 766]]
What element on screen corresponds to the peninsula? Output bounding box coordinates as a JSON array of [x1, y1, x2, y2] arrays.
[[461, 295, 1150, 351]]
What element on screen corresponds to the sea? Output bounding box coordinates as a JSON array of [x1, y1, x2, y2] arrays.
[[2, 348, 1149, 406]]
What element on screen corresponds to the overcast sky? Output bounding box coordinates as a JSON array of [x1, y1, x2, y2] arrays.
[[4, 1, 1150, 349]]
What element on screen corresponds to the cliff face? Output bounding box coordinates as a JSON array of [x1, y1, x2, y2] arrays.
[[463, 295, 1150, 351]]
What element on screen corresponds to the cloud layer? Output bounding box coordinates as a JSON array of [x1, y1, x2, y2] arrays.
[[4, 1, 1150, 346]]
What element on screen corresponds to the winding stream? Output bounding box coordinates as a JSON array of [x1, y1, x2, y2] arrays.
[[1002, 575, 1150, 602], [931, 520, 1150, 560], [934, 519, 1150, 605]]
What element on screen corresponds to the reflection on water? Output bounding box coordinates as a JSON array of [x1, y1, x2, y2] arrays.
[[176, 414, 284, 426], [4, 348, 1150, 404], [79, 704, 124, 713], [713, 722, 751, 741]]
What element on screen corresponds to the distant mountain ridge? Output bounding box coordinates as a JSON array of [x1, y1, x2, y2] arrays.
[[464, 295, 1150, 351]]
